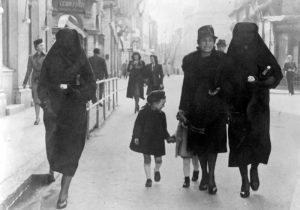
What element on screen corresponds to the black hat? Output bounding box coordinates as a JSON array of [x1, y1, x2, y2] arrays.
[[216, 39, 226, 47], [197, 25, 217, 42], [93, 48, 100, 54], [33, 39, 43, 48], [147, 90, 166, 103]]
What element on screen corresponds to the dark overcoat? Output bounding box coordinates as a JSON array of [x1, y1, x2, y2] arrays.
[[38, 29, 96, 176], [179, 49, 234, 155], [88, 55, 108, 80], [227, 23, 283, 167], [126, 60, 146, 99], [130, 104, 170, 156], [145, 63, 164, 95]]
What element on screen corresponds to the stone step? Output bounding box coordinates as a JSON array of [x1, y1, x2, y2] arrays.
[[5, 104, 26, 116]]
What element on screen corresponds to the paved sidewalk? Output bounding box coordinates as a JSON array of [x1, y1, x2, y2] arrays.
[[7, 75, 300, 210], [0, 78, 128, 208]]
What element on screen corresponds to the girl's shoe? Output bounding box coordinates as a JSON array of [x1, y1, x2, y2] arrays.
[[47, 174, 55, 184], [56, 198, 68, 209], [191, 170, 199, 182], [250, 167, 259, 191], [240, 180, 250, 198], [182, 176, 190, 188], [154, 171, 161, 182], [34, 118, 40, 125], [145, 179, 152, 187]]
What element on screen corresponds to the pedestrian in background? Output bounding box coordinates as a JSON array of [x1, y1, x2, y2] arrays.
[[178, 25, 233, 195], [283, 54, 297, 95], [23, 38, 46, 125], [89, 48, 108, 105], [145, 55, 164, 95], [227, 22, 283, 198], [216, 39, 227, 53], [130, 90, 174, 187], [174, 121, 200, 188], [38, 28, 96, 209], [126, 52, 146, 113], [121, 60, 128, 79]]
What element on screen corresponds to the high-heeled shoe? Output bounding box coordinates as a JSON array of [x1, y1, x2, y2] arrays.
[[199, 173, 208, 191], [208, 175, 217, 195], [250, 167, 260, 191], [56, 197, 68, 209], [240, 180, 250, 198], [34, 118, 40, 125], [191, 170, 199, 182]]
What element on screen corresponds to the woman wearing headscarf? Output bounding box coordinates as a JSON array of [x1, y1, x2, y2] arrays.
[[178, 25, 234, 195], [283, 54, 297, 95], [38, 28, 96, 209], [227, 22, 283, 198], [126, 52, 146, 113], [145, 55, 164, 95]]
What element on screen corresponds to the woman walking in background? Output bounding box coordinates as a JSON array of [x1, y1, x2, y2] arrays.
[[283, 55, 297, 95], [227, 22, 283, 198], [23, 39, 46, 125], [38, 28, 96, 209], [145, 55, 164, 95], [126, 52, 146, 113]]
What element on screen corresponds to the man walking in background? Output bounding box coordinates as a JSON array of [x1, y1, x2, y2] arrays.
[[89, 48, 108, 105]]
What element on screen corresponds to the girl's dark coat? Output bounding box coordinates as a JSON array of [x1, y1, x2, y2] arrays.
[[130, 104, 170, 156], [37, 29, 96, 176], [226, 23, 283, 167]]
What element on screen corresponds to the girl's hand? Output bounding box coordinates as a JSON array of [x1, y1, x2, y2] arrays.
[[60, 84, 68, 89], [134, 138, 139, 145]]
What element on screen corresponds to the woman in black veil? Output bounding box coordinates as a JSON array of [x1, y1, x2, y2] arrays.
[[38, 28, 96, 208], [227, 22, 283, 198]]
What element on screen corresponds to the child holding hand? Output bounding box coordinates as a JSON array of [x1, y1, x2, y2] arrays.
[[130, 90, 174, 187]]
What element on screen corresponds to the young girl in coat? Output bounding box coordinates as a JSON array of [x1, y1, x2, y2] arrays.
[[130, 90, 174, 187], [175, 122, 200, 188]]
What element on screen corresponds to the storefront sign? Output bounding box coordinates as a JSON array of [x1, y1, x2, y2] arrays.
[[53, 0, 85, 13]]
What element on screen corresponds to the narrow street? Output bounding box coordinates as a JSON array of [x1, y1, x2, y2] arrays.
[[10, 76, 300, 210]]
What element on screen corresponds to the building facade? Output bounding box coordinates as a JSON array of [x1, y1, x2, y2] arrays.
[[0, 0, 158, 117]]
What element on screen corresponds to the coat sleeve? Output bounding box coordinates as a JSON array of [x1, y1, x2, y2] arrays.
[[255, 54, 283, 89], [69, 55, 96, 103], [179, 56, 192, 112], [132, 110, 146, 139], [37, 60, 50, 103], [162, 112, 170, 139], [23, 56, 33, 85]]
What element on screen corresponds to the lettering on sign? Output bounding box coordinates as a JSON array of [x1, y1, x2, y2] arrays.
[[53, 0, 85, 13]]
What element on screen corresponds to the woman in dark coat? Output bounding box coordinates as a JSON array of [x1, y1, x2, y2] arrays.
[[145, 55, 164, 95], [178, 25, 233, 195], [227, 22, 283, 198], [38, 28, 96, 208], [126, 52, 146, 113]]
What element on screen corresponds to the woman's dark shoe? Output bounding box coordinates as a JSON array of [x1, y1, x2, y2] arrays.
[[250, 167, 260, 191], [56, 198, 68, 209], [208, 184, 218, 195], [154, 171, 161, 182], [191, 170, 199, 182], [182, 176, 190, 188], [145, 179, 152, 187], [240, 180, 250, 198], [199, 173, 208, 191], [134, 105, 140, 113]]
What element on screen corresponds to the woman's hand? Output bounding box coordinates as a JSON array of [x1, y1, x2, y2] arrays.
[[176, 110, 187, 123], [134, 138, 139, 145], [247, 75, 256, 83], [60, 84, 68, 89], [208, 87, 221, 96]]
